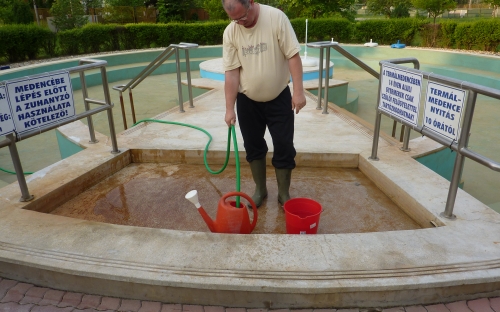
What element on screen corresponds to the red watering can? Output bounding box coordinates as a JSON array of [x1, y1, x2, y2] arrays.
[[185, 190, 258, 234]]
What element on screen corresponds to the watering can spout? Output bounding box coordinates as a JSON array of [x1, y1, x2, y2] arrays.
[[185, 190, 216, 232], [185, 190, 201, 208]]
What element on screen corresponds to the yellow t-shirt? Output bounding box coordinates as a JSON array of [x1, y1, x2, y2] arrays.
[[223, 4, 301, 102]]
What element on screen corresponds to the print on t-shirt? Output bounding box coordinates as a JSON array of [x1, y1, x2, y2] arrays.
[[242, 43, 267, 57]]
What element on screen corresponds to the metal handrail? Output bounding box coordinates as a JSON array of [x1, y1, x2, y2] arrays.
[[370, 59, 500, 219], [303, 43, 499, 218], [0, 58, 120, 202], [307, 41, 379, 115], [307, 42, 417, 143], [112, 42, 198, 129]]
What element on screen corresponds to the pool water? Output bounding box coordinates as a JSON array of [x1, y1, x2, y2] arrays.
[[48, 162, 421, 234]]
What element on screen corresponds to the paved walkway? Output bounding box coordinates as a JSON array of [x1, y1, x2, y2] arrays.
[[1, 278, 499, 312]]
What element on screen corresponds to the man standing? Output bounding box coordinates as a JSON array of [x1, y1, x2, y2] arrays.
[[222, 0, 306, 208]]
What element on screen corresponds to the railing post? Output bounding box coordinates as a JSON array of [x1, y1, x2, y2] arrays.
[[369, 64, 384, 161], [129, 89, 137, 125], [79, 71, 98, 143], [100, 67, 120, 154], [322, 46, 330, 114], [185, 49, 194, 108], [6, 134, 34, 202], [175, 47, 185, 113], [441, 90, 477, 219], [316, 48, 324, 110], [401, 126, 411, 152], [118, 89, 128, 130], [370, 112, 382, 161]]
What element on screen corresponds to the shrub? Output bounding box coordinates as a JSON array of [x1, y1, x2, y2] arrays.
[[437, 21, 457, 48], [57, 29, 82, 55], [80, 24, 122, 53], [419, 23, 439, 47], [454, 22, 474, 50], [3, 18, 499, 64], [469, 19, 500, 51], [0, 25, 54, 62], [354, 18, 424, 44]]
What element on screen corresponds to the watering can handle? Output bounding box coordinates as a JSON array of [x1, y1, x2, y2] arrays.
[[222, 192, 258, 231]]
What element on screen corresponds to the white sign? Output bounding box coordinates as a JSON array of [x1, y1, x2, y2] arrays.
[[423, 82, 466, 141], [378, 65, 423, 126], [0, 86, 16, 136], [6, 72, 75, 133]]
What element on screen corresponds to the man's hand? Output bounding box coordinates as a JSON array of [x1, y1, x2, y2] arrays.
[[225, 109, 237, 126], [292, 91, 306, 114]]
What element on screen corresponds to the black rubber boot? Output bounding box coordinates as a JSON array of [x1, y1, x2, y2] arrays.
[[249, 158, 268, 208], [275, 168, 292, 206]]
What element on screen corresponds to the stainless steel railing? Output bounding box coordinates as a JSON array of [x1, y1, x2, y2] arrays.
[[305, 42, 499, 218], [306, 41, 410, 143], [307, 41, 379, 115], [112, 42, 198, 130], [0, 58, 120, 202], [370, 59, 500, 219]]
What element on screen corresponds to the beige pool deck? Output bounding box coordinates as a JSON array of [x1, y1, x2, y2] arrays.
[[0, 75, 500, 310]]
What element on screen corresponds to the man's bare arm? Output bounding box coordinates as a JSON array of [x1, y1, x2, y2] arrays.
[[224, 68, 240, 125]]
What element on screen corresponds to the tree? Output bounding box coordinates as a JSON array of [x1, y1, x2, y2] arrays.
[[260, 0, 281, 5], [157, 0, 196, 22], [143, 0, 157, 8], [392, 1, 411, 17], [279, 0, 356, 20], [82, 0, 103, 14], [29, 0, 55, 9], [413, 0, 454, 46], [412, 0, 455, 23], [202, 0, 227, 21], [105, 0, 143, 23], [483, 0, 500, 17], [107, 0, 143, 6], [50, 0, 88, 30], [0, 0, 34, 24], [366, 0, 412, 18]]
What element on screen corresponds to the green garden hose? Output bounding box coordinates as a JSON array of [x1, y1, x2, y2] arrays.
[[133, 118, 242, 207], [0, 167, 33, 175], [1, 119, 243, 207]]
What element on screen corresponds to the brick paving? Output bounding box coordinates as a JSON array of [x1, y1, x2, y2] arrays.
[[0, 278, 499, 312]]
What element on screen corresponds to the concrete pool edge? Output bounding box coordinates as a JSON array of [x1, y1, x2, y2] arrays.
[[1, 118, 500, 307], [1, 48, 500, 308]]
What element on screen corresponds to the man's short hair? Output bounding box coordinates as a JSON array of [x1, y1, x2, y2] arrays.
[[222, 0, 251, 10]]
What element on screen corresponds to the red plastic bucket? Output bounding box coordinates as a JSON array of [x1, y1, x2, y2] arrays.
[[283, 198, 322, 234]]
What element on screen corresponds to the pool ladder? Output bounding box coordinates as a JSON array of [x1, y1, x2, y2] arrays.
[[112, 42, 198, 130]]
